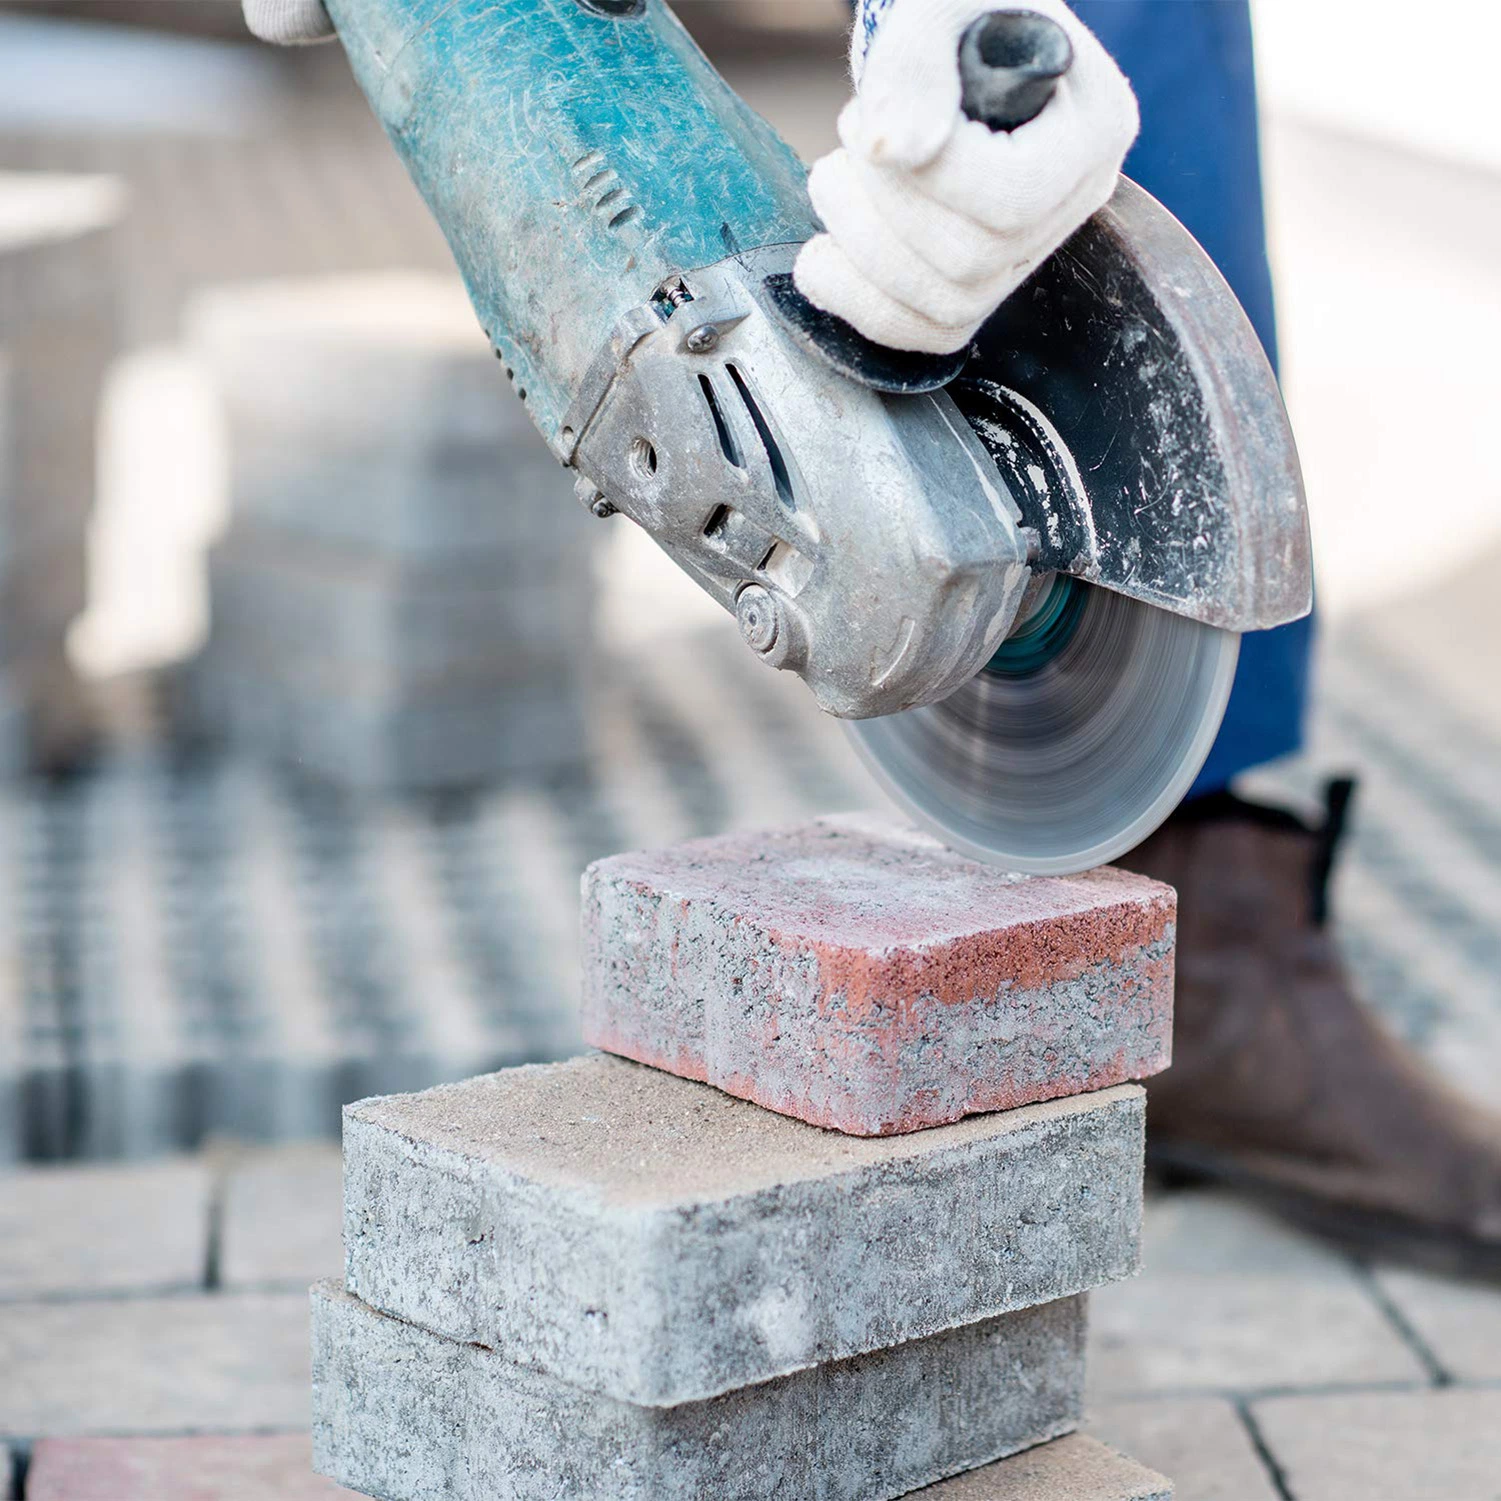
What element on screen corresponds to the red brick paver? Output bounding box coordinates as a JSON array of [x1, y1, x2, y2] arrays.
[[26, 1434, 361, 1500], [581, 815, 1175, 1135]]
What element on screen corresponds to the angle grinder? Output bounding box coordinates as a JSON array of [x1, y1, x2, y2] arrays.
[[319, 0, 1312, 872]]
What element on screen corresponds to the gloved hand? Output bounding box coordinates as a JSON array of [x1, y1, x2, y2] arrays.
[[242, 0, 335, 45], [794, 0, 1138, 355]]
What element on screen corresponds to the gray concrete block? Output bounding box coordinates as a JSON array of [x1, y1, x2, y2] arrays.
[[913, 1435, 1170, 1499], [221, 1144, 344, 1289], [1251, 1388, 1501, 1501], [312, 1281, 1085, 1501], [0, 1157, 210, 1299], [0, 1292, 310, 1437], [1089, 1399, 1278, 1501], [1373, 1266, 1501, 1382], [0, 173, 124, 333], [224, 436, 581, 560], [185, 650, 589, 792], [205, 529, 592, 687], [187, 273, 527, 450], [1088, 1191, 1426, 1397], [342, 1054, 1142, 1406]]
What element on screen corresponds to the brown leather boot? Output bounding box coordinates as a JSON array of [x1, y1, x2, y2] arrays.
[[1119, 780, 1501, 1278]]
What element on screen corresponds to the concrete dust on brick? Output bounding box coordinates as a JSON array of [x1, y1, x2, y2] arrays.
[[582, 815, 1174, 1135]]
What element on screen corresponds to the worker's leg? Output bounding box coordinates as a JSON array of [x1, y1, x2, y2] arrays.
[[1061, 0, 1501, 1275], [1066, 0, 1313, 795]]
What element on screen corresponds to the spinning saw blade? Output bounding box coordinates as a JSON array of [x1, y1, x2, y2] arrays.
[[846, 577, 1239, 874]]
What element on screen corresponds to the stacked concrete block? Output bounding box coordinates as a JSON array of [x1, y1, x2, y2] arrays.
[[313, 815, 1176, 1498], [0, 173, 126, 773], [185, 273, 596, 793]]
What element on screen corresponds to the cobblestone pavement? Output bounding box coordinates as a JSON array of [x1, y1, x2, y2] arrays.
[[4, 1146, 1501, 1499]]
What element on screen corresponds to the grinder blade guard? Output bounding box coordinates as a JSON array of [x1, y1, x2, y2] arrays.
[[849, 177, 1309, 871]]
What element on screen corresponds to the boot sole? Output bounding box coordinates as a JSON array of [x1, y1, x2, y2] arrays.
[[1147, 1141, 1501, 1284]]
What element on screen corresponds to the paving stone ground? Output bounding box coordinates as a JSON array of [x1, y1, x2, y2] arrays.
[[0, 1151, 1498, 1496]]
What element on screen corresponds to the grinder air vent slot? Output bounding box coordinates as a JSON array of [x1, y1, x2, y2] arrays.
[[726, 363, 795, 510], [698, 374, 742, 469]]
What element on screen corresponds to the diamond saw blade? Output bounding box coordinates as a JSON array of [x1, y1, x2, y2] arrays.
[[844, 579, 1240, 875]]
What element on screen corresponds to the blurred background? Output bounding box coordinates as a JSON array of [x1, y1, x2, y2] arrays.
[[0, 3, 1498, 1495]]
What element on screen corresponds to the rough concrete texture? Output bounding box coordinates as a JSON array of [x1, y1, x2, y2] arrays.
[[1251, 1388, 1501, 1500], [1090, 1399, 1278, 1501], [0, 1293, 310, 1437], [27, 1434, 362, 1499], [1088, 1191, 1427, 1396], [582, 815, 1174, 1135], [343, 1054, 1141, 1406], [0, 1157, 210, 1299], [312, 1281, 1085, 1501], [221, 1144, 344, 1290], [912, 1435, 1170, 1499]]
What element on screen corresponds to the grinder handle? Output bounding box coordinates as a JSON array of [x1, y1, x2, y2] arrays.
[[958, 10, 1074, 131]]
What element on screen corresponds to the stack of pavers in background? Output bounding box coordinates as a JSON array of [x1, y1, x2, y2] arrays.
[[185, 271, 596, 794], [313, 814, 1177, 1498], [0, 171, 125, 773]]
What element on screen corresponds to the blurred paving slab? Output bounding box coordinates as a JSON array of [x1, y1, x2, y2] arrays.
[[0, 1157, 209, 1298], [1088, 1192, 1426, 1395], [1088, 1398, 1280, 1501], [914, 1434, 1170, 1499], [27, 1433, 361, 1499], [1373, 1267, 1501, 1382], [1251, 1388, 1501, 1500], [221, 1144, 343, 1290], [0, 1293, 309, 1437]]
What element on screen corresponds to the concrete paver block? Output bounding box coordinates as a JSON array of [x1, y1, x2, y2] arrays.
[[1251, 1388, 1501, 1500], [221, 1144, 344, 1290], [0, 1157, 209, 1299], [27, 1434, 361, 1499], [0, 1293, 310, 1437], [312, 1281, 1085, 1501], [343, 1054, 1141, 1405], [1089, 1398, 1279, 1501], [185, 650, 588, 793], [187, 273, 533, 448], [913, 1434, 1170, 1498], [582, 815, 1174, 1135], [206, 528, 591, 687], [1373, 1265, 1501, 1381], [1088, 1191, 1427, 1396]]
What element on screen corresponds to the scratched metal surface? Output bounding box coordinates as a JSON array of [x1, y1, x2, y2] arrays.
[[323, 0, 818, 444]]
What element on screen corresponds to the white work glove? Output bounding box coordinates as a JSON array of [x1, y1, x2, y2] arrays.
[[242, 0, 335, 44], [794, 0, 1139, 354]]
